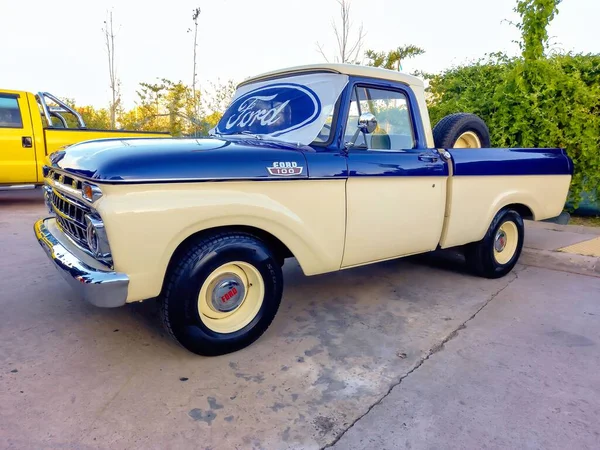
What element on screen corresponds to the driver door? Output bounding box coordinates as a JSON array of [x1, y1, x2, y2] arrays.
[[0, 93, 37, 184], [342, 85, 448, 267]]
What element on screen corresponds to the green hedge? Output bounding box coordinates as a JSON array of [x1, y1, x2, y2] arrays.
[[425, 53, 600, 207]]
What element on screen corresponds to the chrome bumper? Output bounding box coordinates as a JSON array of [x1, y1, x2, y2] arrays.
[[34, 218, 128, 307]]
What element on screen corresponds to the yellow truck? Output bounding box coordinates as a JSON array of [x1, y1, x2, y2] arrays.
[[0, 90, 169, 188]]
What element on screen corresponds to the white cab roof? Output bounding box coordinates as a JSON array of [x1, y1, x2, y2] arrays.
[[240, 63, 424, 88]]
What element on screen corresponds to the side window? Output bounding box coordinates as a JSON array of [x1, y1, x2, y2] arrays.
[[344, 86, 415, 151], [0, 96, 24, 129]]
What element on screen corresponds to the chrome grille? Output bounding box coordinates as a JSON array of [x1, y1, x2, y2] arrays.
[[50, 188, 90, 249], [47, 169, 83, 191]]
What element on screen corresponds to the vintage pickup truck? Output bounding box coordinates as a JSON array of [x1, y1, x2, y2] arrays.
[[0, 89, 168, 188], [34, 64, 573, 356]]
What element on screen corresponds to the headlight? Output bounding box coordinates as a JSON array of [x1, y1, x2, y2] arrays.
[[85, 214, 111, 259]]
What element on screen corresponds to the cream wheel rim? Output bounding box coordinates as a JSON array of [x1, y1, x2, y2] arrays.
[[454, 131, 482, 148], [198, 261, 265, 334], [494, 221, 519, 265]]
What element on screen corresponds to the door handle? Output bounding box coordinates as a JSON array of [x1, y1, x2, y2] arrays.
[[22, 136, 33, 148], [418, 153, 438, 163]]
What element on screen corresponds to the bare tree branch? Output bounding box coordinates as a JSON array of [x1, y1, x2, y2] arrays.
[[188, 6, 201, 134], [316, 42, 330, 63], [346, 23, 365, 63], [317, 0, 365, 64], [191, 7, 201, 106], [103, 10, 120, 129]]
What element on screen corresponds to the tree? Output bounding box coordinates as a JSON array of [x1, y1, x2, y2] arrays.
[[54, 99, 111, 130], [365, 45, 425, 71], [316, 0, 365, 64], [188, 7, 202, 118], [103, 10, 121, 129], [515, 0, 561, 61], [76, 106, 111, 129], [201, 79, 237, 133], [118, 78, 231, 136]]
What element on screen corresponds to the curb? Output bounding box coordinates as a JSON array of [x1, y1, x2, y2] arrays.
[[520, 247, 600, 278], [525, 220, 600, 236]]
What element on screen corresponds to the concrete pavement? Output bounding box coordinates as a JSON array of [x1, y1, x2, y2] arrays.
[[330, 266, 600, 449], [522, 221, 600, 278], [1, 189, 599, 449]]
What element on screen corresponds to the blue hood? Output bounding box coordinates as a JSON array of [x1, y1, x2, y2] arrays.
[[51, 137, 312, 183]]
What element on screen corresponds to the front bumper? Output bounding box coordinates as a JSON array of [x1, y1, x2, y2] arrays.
[[34, 218, 129, 307]]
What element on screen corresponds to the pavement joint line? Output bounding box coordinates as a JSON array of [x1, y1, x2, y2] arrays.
[[558, 236, 600, 257], [80, 368, 140, 442], [322, 271, 520, 449]]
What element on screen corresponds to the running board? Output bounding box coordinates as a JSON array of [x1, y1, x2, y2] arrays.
[[0, 184, 37, 191]]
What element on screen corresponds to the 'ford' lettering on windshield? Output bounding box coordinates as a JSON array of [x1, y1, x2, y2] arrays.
[[216, 83, 321, 137]]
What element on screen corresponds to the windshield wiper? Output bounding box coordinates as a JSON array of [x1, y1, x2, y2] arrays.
[[238, 131, 263, 139], [211, 130, 263, 140]]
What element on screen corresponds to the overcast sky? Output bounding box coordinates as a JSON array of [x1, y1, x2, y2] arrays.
[[2, 0, 598, 109]]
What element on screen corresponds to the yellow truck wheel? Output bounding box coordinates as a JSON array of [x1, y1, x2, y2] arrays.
[[432, 113, 490, 148], [160, 232, 283, 356], [465, 209, 524, 279]]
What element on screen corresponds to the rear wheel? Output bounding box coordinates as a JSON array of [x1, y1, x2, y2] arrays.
[[433, 113, 490, 148], [160, 232, 283, 356], [465, 209, 524, 278]]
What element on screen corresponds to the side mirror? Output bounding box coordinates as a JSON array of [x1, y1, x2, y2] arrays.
[[358, 112, 377, 134]]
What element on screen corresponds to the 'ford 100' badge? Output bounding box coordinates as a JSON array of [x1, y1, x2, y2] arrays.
[[216, 83, 322, 137], [267, 161, 304, 176]]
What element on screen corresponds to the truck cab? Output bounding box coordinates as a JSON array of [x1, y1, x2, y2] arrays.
[[0, 90, 169, 187]]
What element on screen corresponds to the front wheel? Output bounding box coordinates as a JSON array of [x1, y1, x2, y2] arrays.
[[160, 232, 283, 356], [465, 209, 524, 279]]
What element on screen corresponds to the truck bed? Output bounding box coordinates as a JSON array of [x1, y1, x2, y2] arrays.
[[440, 147, 572, 249]]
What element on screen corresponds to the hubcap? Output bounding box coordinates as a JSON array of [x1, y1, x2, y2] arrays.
[[209, 274, 246, 312], [493, 221, 519, 265], [495, 230, 507, 252], [197, 261, 265, 334]]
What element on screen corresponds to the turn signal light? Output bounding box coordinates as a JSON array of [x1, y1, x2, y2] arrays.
[[82, 182, 103, 203]]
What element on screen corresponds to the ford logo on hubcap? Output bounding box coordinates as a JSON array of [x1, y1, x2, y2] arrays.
[[495, 230, 507, 252], [210, 274, 246, 313]]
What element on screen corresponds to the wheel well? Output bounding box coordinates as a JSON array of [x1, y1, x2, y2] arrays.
[[167, 225, 294, 273], [504, 203, 534, 220]]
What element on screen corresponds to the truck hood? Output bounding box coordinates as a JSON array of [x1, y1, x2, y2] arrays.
[[50, 137, 311, 183]]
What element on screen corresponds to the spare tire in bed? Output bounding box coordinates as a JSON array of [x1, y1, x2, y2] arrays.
[[432, 113, 490, 149]]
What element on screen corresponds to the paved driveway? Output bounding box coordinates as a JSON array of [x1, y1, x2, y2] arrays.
[[1, 190, 598, 449]]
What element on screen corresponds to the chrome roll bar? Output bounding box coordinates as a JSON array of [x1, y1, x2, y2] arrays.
[[37, 91, 87, 129]]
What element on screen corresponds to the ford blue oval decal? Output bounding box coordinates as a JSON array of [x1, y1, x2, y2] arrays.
[[216, 83, 322, 137]]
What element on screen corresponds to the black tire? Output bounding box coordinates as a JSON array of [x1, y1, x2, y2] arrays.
[[465, 209, 524, 279], [160, 232, 283, 356], [433, 113, 491, 148]]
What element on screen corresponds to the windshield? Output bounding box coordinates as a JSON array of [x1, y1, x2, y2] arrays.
[[214, 73, 348, 145]]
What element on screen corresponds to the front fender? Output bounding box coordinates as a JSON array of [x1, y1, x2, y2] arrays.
[[96, 180, 346, 302]]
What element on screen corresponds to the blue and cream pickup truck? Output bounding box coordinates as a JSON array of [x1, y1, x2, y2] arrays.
[[34, 64, 573, 356]]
